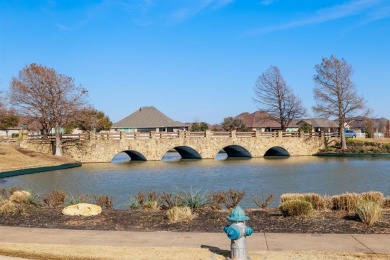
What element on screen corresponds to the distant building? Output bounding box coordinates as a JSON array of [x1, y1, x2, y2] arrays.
[[235, 111, 299, 132], [347, 117, 390, 138], [111, 106, 188, 133], [296, 118, 338, 134]]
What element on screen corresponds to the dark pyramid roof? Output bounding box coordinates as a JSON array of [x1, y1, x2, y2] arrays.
[[112, 106, 186, 128]]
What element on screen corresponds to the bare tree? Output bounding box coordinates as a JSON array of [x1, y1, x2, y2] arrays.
[[9, 63, 88, 156], [222, 117, 247, 131], [313, 55, 367, 150], [254, 66, 306, 130]]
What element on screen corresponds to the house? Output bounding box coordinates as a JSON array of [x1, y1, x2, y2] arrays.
[[347, 117, 390, 138], [296, 118, 338, 134], [235, 111, 300, 132], [111, 106, 188, 133], [0, 116, 41, 137]]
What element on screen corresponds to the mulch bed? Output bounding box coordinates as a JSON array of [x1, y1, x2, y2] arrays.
[[1, 207, 390, 234]]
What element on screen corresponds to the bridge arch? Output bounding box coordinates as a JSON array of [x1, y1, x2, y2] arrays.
[[219, 145, 252, 159], [159, 145, 202, 161], [112, 150, 147, 162], [264, 146, 290, 157]]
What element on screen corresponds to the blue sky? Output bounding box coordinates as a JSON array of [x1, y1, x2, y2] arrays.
[[1, 0, 389, 124]]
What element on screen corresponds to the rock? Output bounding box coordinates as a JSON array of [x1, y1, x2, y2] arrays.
[[62, 203, 102, 216], [9, 190, 32, 203]]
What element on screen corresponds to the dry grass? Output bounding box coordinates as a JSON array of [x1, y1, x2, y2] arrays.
[[356, 201, 382, 226], [0, 144, 76, 172], [331, 193, 363, 213], [280, 193, 328, 210], [166, 206, 197, 223]]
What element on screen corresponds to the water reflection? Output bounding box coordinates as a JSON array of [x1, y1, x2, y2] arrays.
[[1, 156, 390, 209]]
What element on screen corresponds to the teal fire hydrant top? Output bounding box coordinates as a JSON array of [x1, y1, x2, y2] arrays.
[[227, 205, 249, 222]]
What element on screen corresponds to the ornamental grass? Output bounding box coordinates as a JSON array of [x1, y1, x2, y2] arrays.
[[279, 199, 313, 217], [331, 193, 362, 213], [356, 201, 382, 226], [280, 193, 328, 210], [361, 191, 384, 204], [166, 206, 197, 223]]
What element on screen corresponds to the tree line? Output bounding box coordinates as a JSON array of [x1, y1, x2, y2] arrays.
[[0, 55, 368, 155]]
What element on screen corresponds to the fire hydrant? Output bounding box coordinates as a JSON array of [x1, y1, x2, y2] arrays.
[[224, 205, 253, 260]]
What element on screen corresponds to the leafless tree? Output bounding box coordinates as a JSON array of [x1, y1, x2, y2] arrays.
[[254, 66, 306, 130], [9, 63, 89, 156], [313, 55, 367, 150]]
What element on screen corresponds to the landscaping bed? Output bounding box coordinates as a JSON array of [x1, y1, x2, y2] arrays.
[[1, 204, 390, 234]]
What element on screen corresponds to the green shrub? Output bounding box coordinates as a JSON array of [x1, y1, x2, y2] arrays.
[[279, 199, 313, 217], [179, 189, 207, 209], [356, 201, 382, 226]]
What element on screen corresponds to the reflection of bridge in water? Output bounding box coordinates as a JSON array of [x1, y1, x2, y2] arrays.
[[21, 130, 331, 163]]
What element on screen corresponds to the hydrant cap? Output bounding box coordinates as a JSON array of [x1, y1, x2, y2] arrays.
[[227, 205, 250, 222]]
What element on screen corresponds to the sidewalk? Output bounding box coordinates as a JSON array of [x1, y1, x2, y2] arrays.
[[0, 226, 390, 255]]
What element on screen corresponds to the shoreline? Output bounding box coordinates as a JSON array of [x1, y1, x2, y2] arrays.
[[0, 162, 82, 178]]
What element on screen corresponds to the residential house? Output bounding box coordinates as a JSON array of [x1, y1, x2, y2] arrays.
[[111, 106, 188, 133], [235, 111, 300, 132], [347, 117, 390, 138], [296, 118, 339, 134]]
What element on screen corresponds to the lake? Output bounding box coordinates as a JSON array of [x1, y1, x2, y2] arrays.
[[1, 152, 390, 209]]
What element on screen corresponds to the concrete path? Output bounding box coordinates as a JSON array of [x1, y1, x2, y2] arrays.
[[0, 226, 390, 255]]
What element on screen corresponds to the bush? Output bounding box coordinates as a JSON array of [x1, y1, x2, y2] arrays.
[[160, 192, 182, 209], [179, 189, 207, 209], [356, 201, 382, 226], [9, 190, 32, 204], [66, 193, 89, 205], [43, 190, 66, 207], [93, 194, 114, 209], [383, 197, 390, 209], [280, 193, 327, 210], [223, 189, 245, 209], [279, 199, 313, 217], [331, 193, 362, 212], [166, 206, 196, 223], [207, 192, 226, 210], [361, 191, 384, 204], [251, 192, 273, 209]]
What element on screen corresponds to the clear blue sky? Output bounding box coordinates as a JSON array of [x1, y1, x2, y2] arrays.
[[1, 0, 389, 124]]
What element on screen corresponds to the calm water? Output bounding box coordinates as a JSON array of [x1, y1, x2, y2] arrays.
[[1, 153, 390, 208]]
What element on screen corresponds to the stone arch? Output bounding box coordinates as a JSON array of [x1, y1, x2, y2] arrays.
[[264, 146, 290, 157], [113, 150, 147, 161], [221, 145, 252, 158], [163, 146, 202, 160]]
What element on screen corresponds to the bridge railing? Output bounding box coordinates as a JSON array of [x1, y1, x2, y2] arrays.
[[26, 130, 325, 141]]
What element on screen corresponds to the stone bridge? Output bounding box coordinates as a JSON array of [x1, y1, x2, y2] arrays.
[[20, 130, 333, 163]]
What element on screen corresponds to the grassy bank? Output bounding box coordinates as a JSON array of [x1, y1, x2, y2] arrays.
[[0, 144, 80, 173]]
